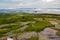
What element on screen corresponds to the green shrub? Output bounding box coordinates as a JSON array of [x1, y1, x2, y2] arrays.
[[29, 37, 38, 40], [56, 32, 60, 36], [25, 21, 53, 32]]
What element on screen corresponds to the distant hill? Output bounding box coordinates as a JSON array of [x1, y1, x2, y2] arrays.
[[0, 8, 60, 14], [0, 13, 17, 18]]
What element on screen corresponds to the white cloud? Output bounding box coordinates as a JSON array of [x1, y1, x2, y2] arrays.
[[42, 0, 60, 4], [17, 1, 41, 8], [10, 0, 25, 2], [11, 0, 18, 2], [17, 0, 60, 8], [0, 0, 60, 8], [51, 0, 60, 4], [0, 3, 18, 9]]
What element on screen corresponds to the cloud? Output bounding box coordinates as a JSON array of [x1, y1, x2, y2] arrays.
[[0, 0, 60, 8], [10, 0, 25, 2], [17, 1, 41, 8], [50, 0, 60, 4], [17, 0, 60, 8], [0, 3, 18, 9]]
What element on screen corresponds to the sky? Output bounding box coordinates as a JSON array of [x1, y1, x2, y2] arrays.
[[0, 0, 60, 9]]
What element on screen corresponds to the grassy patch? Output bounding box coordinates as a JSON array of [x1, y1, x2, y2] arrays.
[[12, 30, 22, 34], [29, 37, 38, 40], [56, 32, 60, 36], [25, 21, 53, 32], [0, 24, 23, 37]]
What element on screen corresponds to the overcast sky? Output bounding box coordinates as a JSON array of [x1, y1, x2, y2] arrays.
[[0, 0, 60, 9]]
